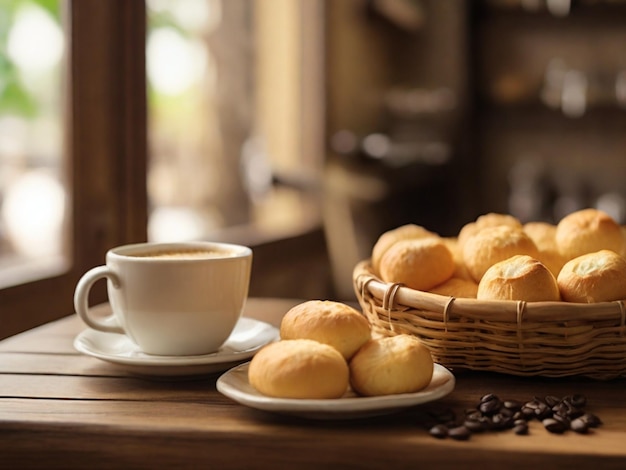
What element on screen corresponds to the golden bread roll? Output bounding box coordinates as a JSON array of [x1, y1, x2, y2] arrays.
[[458, 212, 523, 248], [457, 222, 479, 250], [523, 221, 566, 277], [523, 221, 558, 251], [248, 339, 349, 399], [557, 250, 626, 303], [349, 334, 434, 397], [441, 237, 473, 280], [475, 212, 523, 230], [371, 224, 438, 274], [429, 277, 478, 298], [379, 237, 455, 291], [555, 208, 623, 261], [280, 300, 371, 360], [462, 225, 539, 283], [477, 255, 561, 302]]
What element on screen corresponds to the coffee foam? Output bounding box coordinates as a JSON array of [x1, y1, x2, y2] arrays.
[[133, 249, 234, 259]]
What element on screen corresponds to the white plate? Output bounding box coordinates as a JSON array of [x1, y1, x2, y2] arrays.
[[74, 317, 279, 377], [217, 362, 455, 420]]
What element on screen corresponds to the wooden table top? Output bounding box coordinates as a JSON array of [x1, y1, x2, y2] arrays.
[[2, 297, 626, 469]]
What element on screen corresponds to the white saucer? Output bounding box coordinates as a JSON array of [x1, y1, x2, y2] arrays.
[[74, 317, 279, 377], [216, 362, 455, 420]]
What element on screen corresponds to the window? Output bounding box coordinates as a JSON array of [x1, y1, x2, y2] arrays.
[[0, 1, 67, 287], [0, 0, 147, 340]]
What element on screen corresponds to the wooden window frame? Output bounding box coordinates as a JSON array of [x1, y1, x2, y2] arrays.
[[0, 0, 147, 340]]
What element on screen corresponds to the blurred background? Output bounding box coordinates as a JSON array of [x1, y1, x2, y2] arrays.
[[1, 0, 626, 323]]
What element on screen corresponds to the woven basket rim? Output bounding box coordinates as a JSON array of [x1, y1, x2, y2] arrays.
[[353, 259, 626, 325]]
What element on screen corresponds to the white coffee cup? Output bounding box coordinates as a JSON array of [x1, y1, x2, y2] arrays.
[[74, 241, 252, 356]]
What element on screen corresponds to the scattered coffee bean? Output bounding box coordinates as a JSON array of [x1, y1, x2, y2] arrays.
[[423, 392, 601, 440], [513, 423, 529, 435], [480, 393, 498, 403], [543, 418, 567, 434], [479, 395, 501, 415], [533, 402, 552, 420], [520, 405, 536, 420], [551, 402, 569, 418], [544, 395, 561, 407], [566, 407, 585, 420], [567, 394, 587, 408], [448, 425, 471, 441], [522, 398, 544, 419], [503, 399, 522, 411], [580, 413, 603, 428], [466, 415, 493, 433], [570, 417, 589, 434], [491, 413, 514, 430], [552, 413, 571, 428], [429, 424, 449, 439]]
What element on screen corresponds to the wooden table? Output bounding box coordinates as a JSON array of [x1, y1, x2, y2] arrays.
[[2, 297, 626, 469]]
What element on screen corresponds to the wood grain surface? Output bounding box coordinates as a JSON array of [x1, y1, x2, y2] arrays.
[[1, 298, 625, 469]]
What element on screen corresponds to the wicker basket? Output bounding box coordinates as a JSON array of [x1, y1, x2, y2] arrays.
[[353, 260, 626, 380]]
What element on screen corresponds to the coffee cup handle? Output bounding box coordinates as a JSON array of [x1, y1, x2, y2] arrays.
[[74, 266, 125, 334]]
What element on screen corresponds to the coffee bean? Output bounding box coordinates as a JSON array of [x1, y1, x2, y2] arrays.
[[551, 402, 570, 418], [479, 396, 501, 416], [524, 398, 542, 410], [448, 425, 471, 441], [503, 399, 522, 411], [567, 407, 585, 420], [429, 424, 448, 439], [492, 413, 514, 429], [426, 392, 601, 440], [534, 402, 552, 420], [580, 413, 603, 428], [552, 413, 571, 428], [570, 417, 589, 434], [523, 398, 546, 418], [568, 394, 587, 408], [553, 398, 587, 420], [480, 393, 499, 403], [544, 395, 561, 407], [543, 418, 567, 434], [513, 423, 529, 435], [520, 405, 536, 420], [464, 418, 488, 433]]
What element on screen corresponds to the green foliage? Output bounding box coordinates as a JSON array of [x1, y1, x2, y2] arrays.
[[33, 0, 61, 20], [148, 6, 188, 36], [0, 0, 61, 117]]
